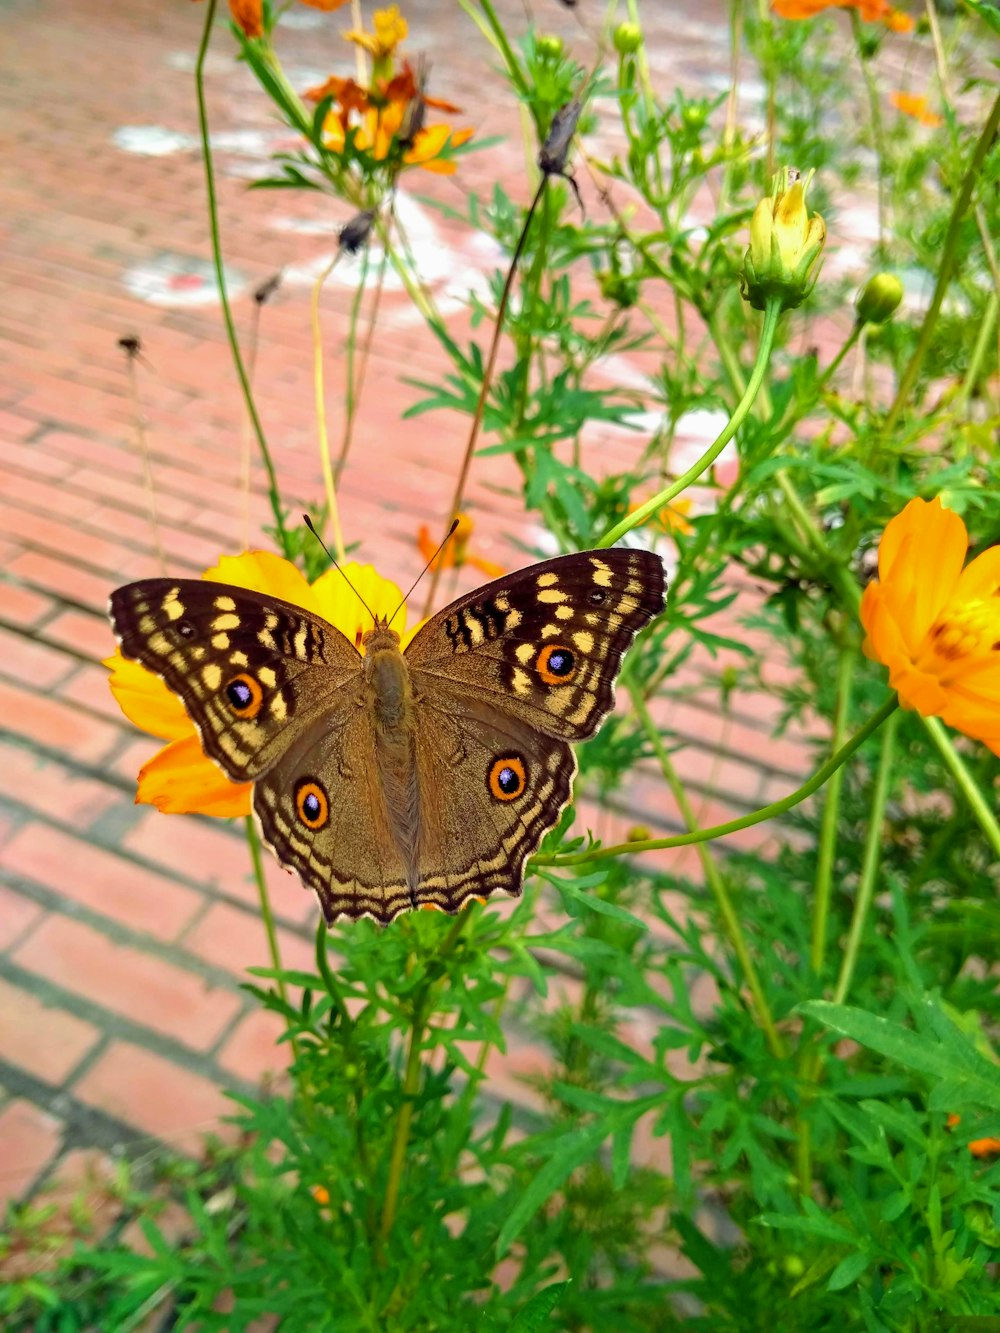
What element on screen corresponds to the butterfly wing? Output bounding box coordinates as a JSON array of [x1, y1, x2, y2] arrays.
[[405, 548, 666, 741], [109, 579, 363, 782]]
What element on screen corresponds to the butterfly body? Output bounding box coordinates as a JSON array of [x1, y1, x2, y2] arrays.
[[110, 549, 665, 925]]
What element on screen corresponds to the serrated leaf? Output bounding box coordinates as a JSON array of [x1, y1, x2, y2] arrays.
[[510, 1281, 571, 1331]]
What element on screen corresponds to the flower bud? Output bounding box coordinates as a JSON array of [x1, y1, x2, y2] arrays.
[[855, 272, 903, 325], [626, 825, 651, 843], [740, 167, 826, 312], [536, 33, 564, 59], [613, 22, 643, 54]]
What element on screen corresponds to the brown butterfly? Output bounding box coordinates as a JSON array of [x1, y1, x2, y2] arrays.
[[109, 549, 665, 925]]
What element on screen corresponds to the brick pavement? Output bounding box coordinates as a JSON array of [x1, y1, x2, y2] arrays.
[[0, 0, 831, 1213]]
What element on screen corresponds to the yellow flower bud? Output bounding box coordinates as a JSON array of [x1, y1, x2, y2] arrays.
[[626, 825, 651, 843], [741, 168, 826, 312], [855, 272, 904, 325]]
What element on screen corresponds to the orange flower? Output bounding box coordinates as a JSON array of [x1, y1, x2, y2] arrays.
[[311, 1184, 331, 1204], [106, 551, 416, 819], [343, 5, 408, 61], [416, 514, 505, 579], [890, 92, 943, 127], [968, 1137, 1000, 1160], [320, 83, 472, 175], [228, 0, 263, 38], [860, 497, 1000, 756], [771, 0, 914, 31]]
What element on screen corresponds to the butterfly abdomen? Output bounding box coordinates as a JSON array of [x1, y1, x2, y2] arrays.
[[366, 644, 422, 903]]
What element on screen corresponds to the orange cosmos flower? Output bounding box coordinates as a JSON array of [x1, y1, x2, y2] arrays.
[[416, 513, 505, 579], [860, 497, 1000, 756], [771, 0, 914, 31], [968, 1137, 1000, 1159], [343, 5, 408, 61], [890, 92, 943, 127], [106, 551, 416, 819], [205, 0, 350, 39]]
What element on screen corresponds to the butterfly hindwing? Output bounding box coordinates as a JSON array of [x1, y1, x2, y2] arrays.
[[405, 548, 666, 741], [109, 579, 363, 782]]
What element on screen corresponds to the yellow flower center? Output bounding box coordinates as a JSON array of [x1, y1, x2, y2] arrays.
[[918, 598, 1000, 678]]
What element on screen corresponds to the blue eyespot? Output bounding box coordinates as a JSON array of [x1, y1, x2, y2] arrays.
[[227, 679, 253, 708]]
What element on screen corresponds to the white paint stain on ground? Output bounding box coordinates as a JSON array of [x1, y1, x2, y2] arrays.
[[123, 252, 247, 308]]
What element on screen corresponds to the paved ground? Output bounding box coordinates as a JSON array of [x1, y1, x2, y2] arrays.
[[0, 0, 848, 1219]]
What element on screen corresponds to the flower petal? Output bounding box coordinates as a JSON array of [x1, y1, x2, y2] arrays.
[[137, 737, 252, 817], [877, 498, 968, 650], [204, 550, 323, 616], [310, 562, 407, 650], [104, 650, 191, 741]]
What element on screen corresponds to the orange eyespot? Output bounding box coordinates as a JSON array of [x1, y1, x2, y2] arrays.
[[488, 755, 527, 801], [225, 672, 263, 718], [295, 778, 329, 830], [536, 643, 577, 685]]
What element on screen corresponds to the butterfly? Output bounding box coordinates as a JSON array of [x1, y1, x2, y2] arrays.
[[109, 549, 666, 926]]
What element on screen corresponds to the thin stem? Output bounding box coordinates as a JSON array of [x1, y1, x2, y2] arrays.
[[123, 351, 166, 574], [810, 649, 857, 974], [534, 694, 900, 868], [244, 816, 299, 1061], [817, 322, 863, 392], [421, 176, 547, 618], [850, 12, 888, 248], [597, 300, 782, 548], [632, 689, 787, 1059], [832, 710, 900, 1004], [336, 239, 387, 483], [884, 88, 1000, 434], [195, 0, 289, 555], [310, 251, 347, 562], [378, 1001, 425, 1245], [923, 716, 1000, 861]]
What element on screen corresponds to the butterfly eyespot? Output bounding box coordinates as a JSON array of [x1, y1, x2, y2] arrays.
[[294, 778, 329, 830], [588, 588, 606, 605], [488, 755, 527, 801], [225, 672, 262, 718], [177, 620, 196, 639], [536, 643, 576, 685]]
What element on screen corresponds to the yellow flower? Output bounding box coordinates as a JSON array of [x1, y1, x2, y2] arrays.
[[106, 550, 415, 818], [343, 5, 408, 60], [860, 497, 1000, 756], [742, 167, 826, 312], [323, 90, 472, 175]]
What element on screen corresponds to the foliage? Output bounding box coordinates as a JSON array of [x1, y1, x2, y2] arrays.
[[4, 0, 999, 1328]]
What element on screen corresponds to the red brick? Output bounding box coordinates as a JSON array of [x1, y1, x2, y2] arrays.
[[0, 435, 74, 480], [0, 624, 76, 690], [74, 1042, 235, 1156], [216, 1008, 294, 1083], [6, 550, 113, 612], [0, 975, 101, 1084], [0, 1099, 63, 1204], [182, 901, 314, 980], [0, 741, 123, 828], [0, 884, 45, 951], [0, 582, 54, 629], [0, 679, 121, 763], [3, 824, 203, 939], [59, 661, 131, 722], [123, 809, 308, 922], [13, 916, 241, 1050], [42, 607, 118, 662]]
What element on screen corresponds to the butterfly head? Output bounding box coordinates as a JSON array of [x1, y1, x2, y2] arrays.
[[362, 617, 401, 655]]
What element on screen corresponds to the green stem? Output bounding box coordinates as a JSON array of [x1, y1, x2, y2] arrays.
[[850, 12, 888, 249], [923, 716, 1000, 861], [378, 1000, 425, 1246], [244, 816, 299, 1061], [817, 322, 863, 392], [631, 689, 787, 1059], [810, 649, 857, 975], [195, 1, 290, 556], [832, 709, 900, 1004], [884, 87, 1000, 434], [598, 300, 782, 547], [534, 694, 900, 868]]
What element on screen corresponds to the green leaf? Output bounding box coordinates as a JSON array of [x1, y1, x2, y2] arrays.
[[799, 1001, 1000, 1109], [497, 1119, 612, 1255], [510, 1282, 571, 1331], [827, 1250, 870, 1292], [962, 0, 1000, 35]]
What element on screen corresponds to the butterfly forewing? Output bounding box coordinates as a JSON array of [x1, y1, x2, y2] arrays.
[[405, 548, 666, 742], [109, 579, 363, 782]]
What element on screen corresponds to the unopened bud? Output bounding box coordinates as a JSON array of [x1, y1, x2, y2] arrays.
[[855, 272, 903, 325], [741, 167, 826, 312], [339, 209, 376, 255], [536, 33, 564, 59], [613, 22, 643, 54], [626, 825, 651, 843]]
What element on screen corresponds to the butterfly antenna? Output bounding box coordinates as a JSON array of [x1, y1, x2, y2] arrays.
[[302, 514, 379, 624], [387, 519, 460, 629]]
